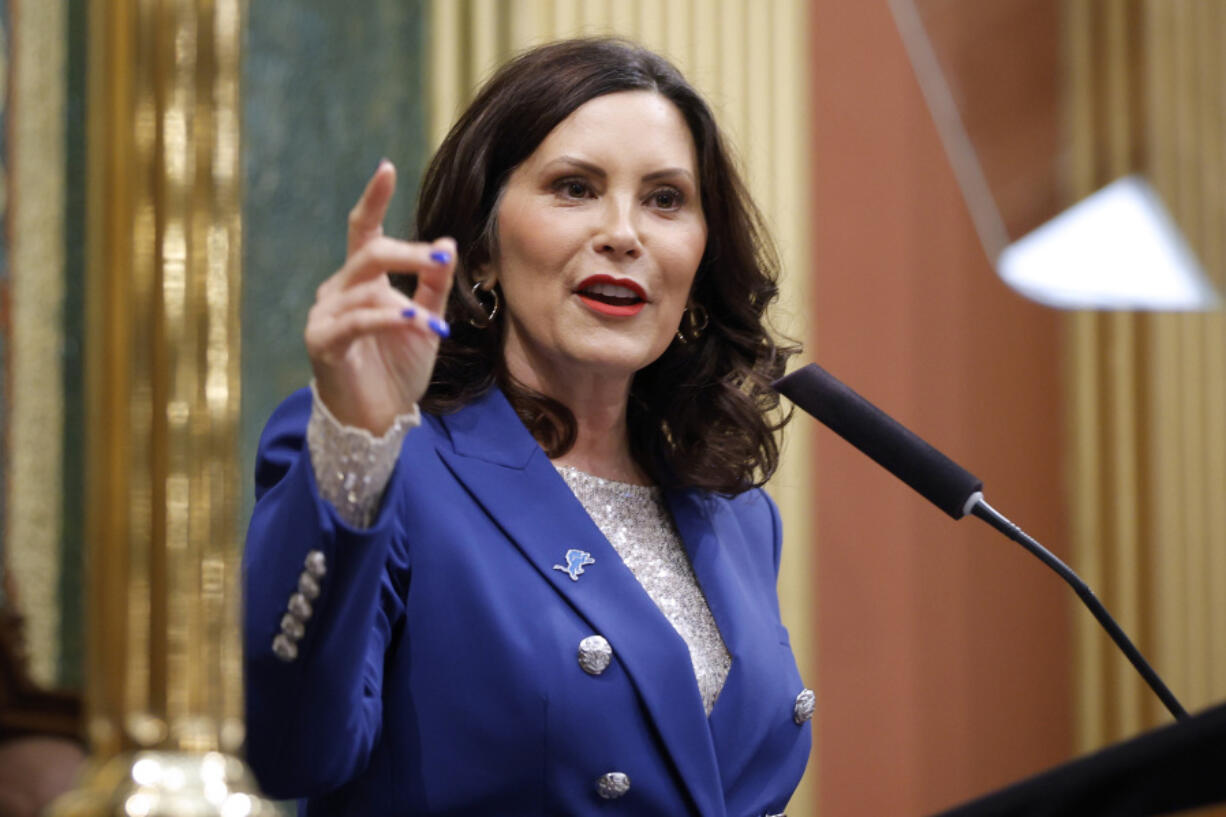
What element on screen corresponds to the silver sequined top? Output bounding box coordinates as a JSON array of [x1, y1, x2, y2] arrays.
[[306, 389, 730, 714], [554, 465, 730, 715]]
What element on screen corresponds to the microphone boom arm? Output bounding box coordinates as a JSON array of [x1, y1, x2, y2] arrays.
[[773, 363, 1189, 722], [970, 497, 1188, 721]]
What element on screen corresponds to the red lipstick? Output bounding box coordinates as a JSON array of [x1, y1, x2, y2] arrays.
[[574, 275, 647, 317]]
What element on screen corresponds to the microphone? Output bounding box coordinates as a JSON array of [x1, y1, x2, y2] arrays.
[[773, 362, 1188, 721], [771, 363, 983, 519]]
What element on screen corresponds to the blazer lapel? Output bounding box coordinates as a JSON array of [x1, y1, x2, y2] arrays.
[[669, 488, 790, 793], [435, 390, 726, 816], [666, 489, 752, 669]]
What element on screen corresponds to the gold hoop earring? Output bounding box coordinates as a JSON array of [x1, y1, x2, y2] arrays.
[[675, 303, 709, 344], [469, 281, 500, 328]]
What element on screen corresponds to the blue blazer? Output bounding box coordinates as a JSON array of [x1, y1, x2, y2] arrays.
[[243, 387, 811, 816]]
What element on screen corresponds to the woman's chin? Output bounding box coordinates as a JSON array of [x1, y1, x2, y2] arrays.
[[562, 335, 671, 377], [503, 322, 673, 393]]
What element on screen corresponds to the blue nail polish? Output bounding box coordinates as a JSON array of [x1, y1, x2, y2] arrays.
[[429, 250, 452, 265], [402, 307, 417, 319], [427, 316, 451, 338]]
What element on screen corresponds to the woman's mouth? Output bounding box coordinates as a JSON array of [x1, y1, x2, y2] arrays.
[[575, 276, 647, 317]]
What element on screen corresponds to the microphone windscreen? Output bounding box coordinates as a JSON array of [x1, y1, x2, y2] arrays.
[[773, 363, 983, 519]]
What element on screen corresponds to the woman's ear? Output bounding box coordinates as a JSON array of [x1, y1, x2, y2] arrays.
[[473, 266, 498, 290]]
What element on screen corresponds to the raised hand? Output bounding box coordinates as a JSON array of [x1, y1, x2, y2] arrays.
[[305, 160, 456, 434]]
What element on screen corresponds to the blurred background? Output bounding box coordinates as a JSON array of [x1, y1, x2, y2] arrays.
[[0, 0, 1223, 814]]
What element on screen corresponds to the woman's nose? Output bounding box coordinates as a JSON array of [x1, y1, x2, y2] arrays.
[[593, 198, 642, 259]]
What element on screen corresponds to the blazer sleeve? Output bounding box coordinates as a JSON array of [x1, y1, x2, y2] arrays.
[[764, 487, 785, 579], [242, 388, 411, 798], [748, 486, 787, 621]]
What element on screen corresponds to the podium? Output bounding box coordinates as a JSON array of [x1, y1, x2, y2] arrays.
[[933, 702, 1226, 816]]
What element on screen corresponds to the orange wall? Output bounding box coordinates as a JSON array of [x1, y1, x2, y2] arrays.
[[809, 2, 1072, 813]]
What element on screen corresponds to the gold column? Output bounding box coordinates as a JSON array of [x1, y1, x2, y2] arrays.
[[427, 3, 816, 812], [1067, 0, 1226, 752], [48, 0, 272, 813]]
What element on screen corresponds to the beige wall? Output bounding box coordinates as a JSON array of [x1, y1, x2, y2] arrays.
[[1067, 0, 1226, 749]]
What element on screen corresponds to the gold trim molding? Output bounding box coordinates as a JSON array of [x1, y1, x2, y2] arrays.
[[83, 0, 244, 760], [49, 0, 275, 812], [6, 0, 68, 689]]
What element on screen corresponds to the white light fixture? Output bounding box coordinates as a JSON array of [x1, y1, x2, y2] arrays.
[[998, 176, 1218, 310], [889, 0, 1220, 312]]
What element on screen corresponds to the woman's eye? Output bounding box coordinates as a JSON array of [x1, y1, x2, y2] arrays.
[[555, 178, 591, 199], [650, 188, 684, 210]]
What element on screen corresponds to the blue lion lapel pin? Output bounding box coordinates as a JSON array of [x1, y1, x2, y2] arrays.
[[553, 549, 595, 581]]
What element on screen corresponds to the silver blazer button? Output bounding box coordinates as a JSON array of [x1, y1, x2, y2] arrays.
[[287, 592, 313, 622], [577, 635, 612, 676], [793, 688, 815, 725], [271, 633, 298, 662], [304, 549, 327, 579], [297, 571, 321, 600], [280, 613, 305, 641], [595, 771, 630, 799]]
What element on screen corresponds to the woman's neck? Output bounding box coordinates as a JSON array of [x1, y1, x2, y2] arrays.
[[504, 352, 649, 485], [550, 397, 649, 485]]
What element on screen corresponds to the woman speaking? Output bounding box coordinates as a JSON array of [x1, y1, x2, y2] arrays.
[[243, 37, 811, 816]]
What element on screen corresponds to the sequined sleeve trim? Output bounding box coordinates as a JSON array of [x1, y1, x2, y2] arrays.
[[306, 381, 421, 529]]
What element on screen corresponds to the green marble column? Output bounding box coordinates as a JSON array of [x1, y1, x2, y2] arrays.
[[241, 1, 430, 522]]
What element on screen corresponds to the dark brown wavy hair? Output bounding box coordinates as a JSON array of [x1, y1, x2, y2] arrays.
[[411, 37, 798, 494]]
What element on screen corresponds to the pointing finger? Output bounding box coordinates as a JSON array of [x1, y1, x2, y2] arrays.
[[347, 160, 397, 257]]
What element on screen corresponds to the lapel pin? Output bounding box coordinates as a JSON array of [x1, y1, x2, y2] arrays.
[[553, 548, 595, 582]]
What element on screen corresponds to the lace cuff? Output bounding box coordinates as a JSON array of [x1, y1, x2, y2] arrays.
[[306, 381, 421, 528]]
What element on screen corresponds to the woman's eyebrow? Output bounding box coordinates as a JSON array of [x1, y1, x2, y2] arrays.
[[642, 167, 696, 185], [544, 156, 605, 177], [544, 156, 695, 185]]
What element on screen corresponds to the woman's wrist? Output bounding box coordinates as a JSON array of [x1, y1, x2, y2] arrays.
[[306, 380, 420, 528]]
